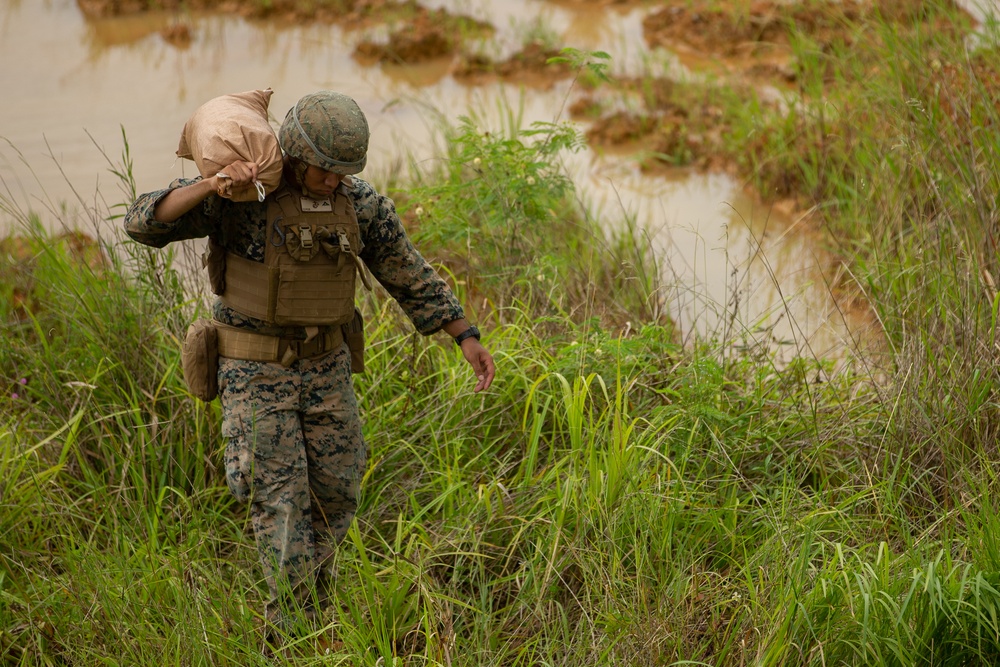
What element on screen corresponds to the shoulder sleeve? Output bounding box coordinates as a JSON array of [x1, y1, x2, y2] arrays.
[[124, 177, 220, 248], [353, 179, 465, 335]]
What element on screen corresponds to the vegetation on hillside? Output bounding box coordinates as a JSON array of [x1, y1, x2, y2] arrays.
[[4, 1, 1000, 664]]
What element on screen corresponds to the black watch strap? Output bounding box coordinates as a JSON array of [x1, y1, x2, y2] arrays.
[[454, 325, 481, 346]]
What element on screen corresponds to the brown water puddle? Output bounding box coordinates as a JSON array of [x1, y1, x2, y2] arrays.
[[6, 0, 989, 362]]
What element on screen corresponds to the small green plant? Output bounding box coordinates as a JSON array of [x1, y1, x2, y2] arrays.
[[548, 46, 613, 86]]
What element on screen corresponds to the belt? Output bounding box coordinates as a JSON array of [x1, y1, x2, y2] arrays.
[[215, 323, 344, 366]]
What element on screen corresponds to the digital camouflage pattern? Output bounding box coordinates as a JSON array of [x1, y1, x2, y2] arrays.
[[278, 91, 369, 175], [125, 176, 465, 337], [219, 343, 363, 624], [124, 172, 465, 628]]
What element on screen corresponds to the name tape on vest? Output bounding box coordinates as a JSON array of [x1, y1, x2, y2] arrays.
[[301, 197, 333, 212]]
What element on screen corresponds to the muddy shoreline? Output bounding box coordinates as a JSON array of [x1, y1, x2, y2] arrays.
[[72, 0, 982, 223]]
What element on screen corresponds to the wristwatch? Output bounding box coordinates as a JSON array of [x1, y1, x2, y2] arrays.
[[453, 325, 481, 346]]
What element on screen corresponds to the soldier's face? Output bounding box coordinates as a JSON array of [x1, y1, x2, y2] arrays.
[[302, 165, 343, 198]]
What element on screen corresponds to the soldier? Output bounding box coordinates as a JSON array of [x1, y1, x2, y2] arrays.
[[124, 91, 495, 641]]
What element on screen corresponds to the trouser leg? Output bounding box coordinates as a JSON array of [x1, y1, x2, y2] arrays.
[[299, 344, 368, 606], [219, 357, 318, 628], [249, 419, 314, 624], [300, 343, 367, 543]]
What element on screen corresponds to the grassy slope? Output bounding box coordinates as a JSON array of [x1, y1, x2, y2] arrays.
[[4, 3, 1000, 666]]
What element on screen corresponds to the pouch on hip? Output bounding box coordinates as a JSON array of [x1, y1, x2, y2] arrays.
[[342, 308, 365, 374], [181, 319, 220, 401]]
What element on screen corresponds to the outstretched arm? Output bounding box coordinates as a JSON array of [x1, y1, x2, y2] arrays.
[[350, 179, 495, 392]]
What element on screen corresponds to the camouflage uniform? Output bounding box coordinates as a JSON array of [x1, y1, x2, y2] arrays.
[[124, 175, 464, 625]]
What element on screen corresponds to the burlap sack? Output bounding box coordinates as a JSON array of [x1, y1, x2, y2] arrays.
[[181, 319, 220, 402], [177, 89, 283, 202]]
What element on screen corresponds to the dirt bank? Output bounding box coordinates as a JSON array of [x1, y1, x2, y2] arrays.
[[643, 0, 973, 58]]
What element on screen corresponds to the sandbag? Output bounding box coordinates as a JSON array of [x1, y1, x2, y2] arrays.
[[177, 89, 283, 202]]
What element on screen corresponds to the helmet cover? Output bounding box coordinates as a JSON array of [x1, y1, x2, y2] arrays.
[[279, 91, 369, 175]]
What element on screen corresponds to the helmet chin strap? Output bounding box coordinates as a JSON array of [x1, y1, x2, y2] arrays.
[[285, 157, 321, 198]]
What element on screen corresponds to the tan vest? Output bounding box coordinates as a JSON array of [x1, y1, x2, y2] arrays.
[[212, 183, 370, 326]]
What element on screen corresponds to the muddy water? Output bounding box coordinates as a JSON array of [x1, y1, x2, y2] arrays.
[[10, 0, 987, 361], [962, 0, 1000, 22]]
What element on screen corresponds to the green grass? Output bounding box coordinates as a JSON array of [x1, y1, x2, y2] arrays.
[[5, 3, 1000, 664]]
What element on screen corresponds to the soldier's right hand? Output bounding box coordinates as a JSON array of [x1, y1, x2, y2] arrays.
[[215, 161, 259, 197]]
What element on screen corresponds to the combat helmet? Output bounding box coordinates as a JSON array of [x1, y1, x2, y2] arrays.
[[279, 91, 370, 175]]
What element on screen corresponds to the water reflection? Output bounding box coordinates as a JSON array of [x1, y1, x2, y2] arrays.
[[0, 0, 905, 361]]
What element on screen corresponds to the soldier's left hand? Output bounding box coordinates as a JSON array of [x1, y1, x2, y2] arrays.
[[459, 340, 495, 393]]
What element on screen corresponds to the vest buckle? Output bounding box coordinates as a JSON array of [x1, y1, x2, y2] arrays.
[[299, 225, 314, 249]]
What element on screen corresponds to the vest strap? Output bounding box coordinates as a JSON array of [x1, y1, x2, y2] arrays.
[[276, 190, 299, 219], [215, 323, 344, 366]]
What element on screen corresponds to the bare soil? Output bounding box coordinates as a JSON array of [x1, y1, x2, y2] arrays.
[[928, 52, 1000, 129], [354, 9, 483, 64], [452, 43, 575, 89], [642, 0, 973, 84], [643, 0, 972, 56], [573, 75, 752, 175]]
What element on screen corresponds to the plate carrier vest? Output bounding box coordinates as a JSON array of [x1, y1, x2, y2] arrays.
[[206, 182, 371, 327]]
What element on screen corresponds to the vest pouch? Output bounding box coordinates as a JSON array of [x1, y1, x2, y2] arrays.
[[273, 262, 355, 326], [342, 308, 365, 374], [181, 319, 220, 401], [217, 185, 363, 327]]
